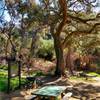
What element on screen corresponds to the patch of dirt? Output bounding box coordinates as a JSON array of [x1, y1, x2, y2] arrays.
[[23, 58, 56, 75], [0, 76, 100, 100], [68, 77, 100, 100]]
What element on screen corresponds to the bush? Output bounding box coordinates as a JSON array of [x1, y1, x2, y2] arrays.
[[89, 64, 98, 72], [35, 71, 45, 76], [37, 38, 54, 60], [0, 77, 8, 92], [0, 65, 8, 70]]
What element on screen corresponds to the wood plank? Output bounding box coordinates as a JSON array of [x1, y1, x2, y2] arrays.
[[37, 96, 41, 100], [50, 96, 55, 100]]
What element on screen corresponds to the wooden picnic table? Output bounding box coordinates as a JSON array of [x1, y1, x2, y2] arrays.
[[31, 86, 67, 100]]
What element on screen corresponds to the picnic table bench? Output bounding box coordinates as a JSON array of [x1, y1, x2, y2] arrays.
[[31, 86, 67, 100]]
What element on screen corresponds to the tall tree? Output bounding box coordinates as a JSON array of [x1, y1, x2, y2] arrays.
[[39, 0, 100, 76], [0, 0, 100, 77]]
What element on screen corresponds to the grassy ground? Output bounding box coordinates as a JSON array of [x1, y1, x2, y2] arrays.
[[86, 72, 100, 77], [0, 69, 45, 92], [0, 77, 8, 92], [0, 71, 100, 100], [70, 71, 100, 82], [0, 69, 26, 92], [0, 68, 100, 93], [0, 70, 7, 92]]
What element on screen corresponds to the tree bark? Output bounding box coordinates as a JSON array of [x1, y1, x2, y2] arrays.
[[66, 46, 74, 75], [30, 31, 37, 57], [49, 0, 67, 77], [53, 35, 65, 77]]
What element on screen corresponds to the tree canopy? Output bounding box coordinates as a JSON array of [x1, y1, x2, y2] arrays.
[[0, 0, 100, 76]]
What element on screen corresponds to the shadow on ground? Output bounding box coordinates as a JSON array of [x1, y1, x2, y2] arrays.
[[38, 76, 100, 100], [0, 90, 25, 100], [0, 76, 100, 100], [70, 82, 100, 100]]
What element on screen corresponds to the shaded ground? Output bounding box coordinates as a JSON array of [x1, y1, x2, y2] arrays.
[[22, 58, 56, 75], [69, 80, 100, 100], [0, 76, 100, 100]]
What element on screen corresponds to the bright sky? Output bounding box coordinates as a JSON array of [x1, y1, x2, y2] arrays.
[[0, 0, 40, 23], [0, 0, 100, 23]]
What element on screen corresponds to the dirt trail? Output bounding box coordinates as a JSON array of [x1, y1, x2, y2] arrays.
[[0, 77, 100, 100]]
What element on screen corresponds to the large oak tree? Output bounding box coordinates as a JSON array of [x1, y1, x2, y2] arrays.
[[0, 0, 100, 76]]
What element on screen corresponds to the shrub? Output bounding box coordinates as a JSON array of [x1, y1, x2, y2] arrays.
[[0, 65, 8, 70], [35, 71, 45, 76], [37, 38, 54, 60], [89, 64, 98, 72], [0, 77, 8, 92]]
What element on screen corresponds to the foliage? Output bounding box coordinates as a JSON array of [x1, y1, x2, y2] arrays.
[[0, 69, 7, 76], [35, 71, 45, 76], [0, 77, 8, 92], [86, 72, 100, 77], [0, 65, 8, 70], [0, 70, 8, 92], [0, 71, 26, 92], [37, 38, 54, 60], [0, 0, 100, 76]]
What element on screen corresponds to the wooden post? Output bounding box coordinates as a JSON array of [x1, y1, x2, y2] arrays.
[[37, 96, 41, 100], [7, 60, 11, 93], [50, 96, 55, 100], [7, 58, 21, 93], [18, 60, 21, 88]]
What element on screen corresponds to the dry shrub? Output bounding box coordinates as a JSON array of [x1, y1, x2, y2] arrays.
[[89, 64, 98, 72]]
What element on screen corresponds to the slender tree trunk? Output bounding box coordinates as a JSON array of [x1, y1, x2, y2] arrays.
[[30, 35, 36, 57], [30, 30, 38, 57]]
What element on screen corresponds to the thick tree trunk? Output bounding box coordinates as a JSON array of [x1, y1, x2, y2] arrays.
[[49, 0, 67, 77], [53, 36, 65, 77], [66, 46, 74, 75]]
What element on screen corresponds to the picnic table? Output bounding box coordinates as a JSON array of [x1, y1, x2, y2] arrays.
[[31, 85, 67, 100]]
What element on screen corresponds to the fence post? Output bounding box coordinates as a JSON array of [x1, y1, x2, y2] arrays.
[[7, 60, 11, 93], [18, 60, 21, 88]]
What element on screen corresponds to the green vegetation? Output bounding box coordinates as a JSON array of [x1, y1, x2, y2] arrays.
[[37, 38, 54, 60], [0, 0, 100, 96], [0, 70, 8, 92], [0, 68, 46, 92], [70, 76, 95, 82], [0, 70, 26, 92], [70, 72, 100, 82], [86, 72, 100, 77], [0, 76, 8, 92], [0, 65, 8, 70], [34, 71, 45, 76]]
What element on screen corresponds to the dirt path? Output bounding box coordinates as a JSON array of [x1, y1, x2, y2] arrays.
[[0, 77, 100, 100], [69, 77, 100, 100]]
